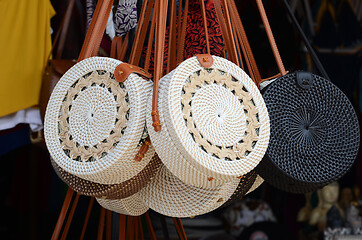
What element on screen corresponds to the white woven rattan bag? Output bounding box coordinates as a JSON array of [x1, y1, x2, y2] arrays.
[[138, 162, 240, 218], [96, 193, 149, 216], [44, 57, 154, 184], [147, 55, 270, 188]]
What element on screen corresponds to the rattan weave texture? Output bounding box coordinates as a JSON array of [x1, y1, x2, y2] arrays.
[[96, 194, 149, 216], [256, 72, 360, 193], [147, 56, 270, 187], [221, 170, 257, 207], [50, 151, 160, 199], [138, 162, 240, 218], [44, 57, 153, 184]]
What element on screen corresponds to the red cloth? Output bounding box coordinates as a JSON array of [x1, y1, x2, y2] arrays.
[[143, 0, 225, 74]]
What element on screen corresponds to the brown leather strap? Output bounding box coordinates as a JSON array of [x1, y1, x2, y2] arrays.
[[177, 0, 183, 62], [196, 54, 213, 68], [134, 216, 139, 240], [60, 193, 80, 240], [134, 137, 151, 161], [138, 216, 145, 240], [221, 0, 239, 65], [114, 63, 152, 82], [177, 0, 189, 65], [78, 0, 114, 61], [119, 214, 126, 240], [213, 0, 238, 65], [173, 218, 187, 240], [255, 0, 287, 76], [144, 9, 156, 72], [130, 0, 155, 65], [227, 0, 261, 84], [126, 216, 134, 240], [151, 0, 168, 132], [199, 0, 210, 55], [97, 207, 106, 240], [80, 197, 95, 240], [51, 188, 74, 240], [55, 0, 76, 59], [128, 0, 150, 64], [48, 0, 76, 61], [118, 33, 129, 61], [167, 0, 178, 73], [110, 36, 123, 59], [106, 210, 112, 240], [144, 212, 157, 240]]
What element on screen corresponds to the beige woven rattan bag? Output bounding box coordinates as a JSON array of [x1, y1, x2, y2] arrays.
[[44, 56, 154, 184], [138, 160, 240, 218], [96, 193, 149, 216], [50, 153, 161, 199], [147, 55, 270, 188]]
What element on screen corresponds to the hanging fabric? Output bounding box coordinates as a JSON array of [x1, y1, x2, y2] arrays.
[[0, 0, 55, 117]]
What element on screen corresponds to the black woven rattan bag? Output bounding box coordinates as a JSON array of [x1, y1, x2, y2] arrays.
[[256, 71, 359, 193], [247, 0, 360, 193]]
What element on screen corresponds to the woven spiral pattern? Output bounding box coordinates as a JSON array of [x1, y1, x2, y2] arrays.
[[182, 69, 259, 160], [59, 70, 128, 161], [44, 57, 153, 184], [256, 72, 360, 193], [138, 163, 240, 218], [148, 56, 269, 187], [96, 194, 149, 216], [50, 149, 159, 199], [147, 74, 228, 188]]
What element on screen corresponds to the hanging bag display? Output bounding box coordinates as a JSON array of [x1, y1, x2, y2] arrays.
[[44, 0, 156, 186], [50, 155, 161, 199], [147, 0, 270, 188], [231, 0, 360, 193]]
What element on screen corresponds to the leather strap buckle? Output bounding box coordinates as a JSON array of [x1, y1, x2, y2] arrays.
[[114, 63, 152, 82], [196, 54, 214, 68]]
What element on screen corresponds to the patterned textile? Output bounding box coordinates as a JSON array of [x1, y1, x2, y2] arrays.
[[86, 0, 138, 37], [114, 0, 138, 36], [142, 0, 225, 73]]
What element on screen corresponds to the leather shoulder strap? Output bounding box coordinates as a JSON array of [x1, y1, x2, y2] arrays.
[[49, 0, 76, 60], [255, 0, 287, 76], [78, 0, 114, 61]]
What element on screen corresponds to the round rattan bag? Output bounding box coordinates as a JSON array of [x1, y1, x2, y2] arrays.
[[255, 71, 360, 193], [50, 151, 161, 199], [148, 55, 270, 188], [44, 57, 153, 184], [96, 193, 149, 216], [138, 160, 240, 218]]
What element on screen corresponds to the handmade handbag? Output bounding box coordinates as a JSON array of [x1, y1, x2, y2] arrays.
[[96, 193, 149, 216], [138, 156, 240, 218], [50, 154, 161, 199], [147, 0, 270, 188], [39, 0, 77, 122], [44, 0, 158, 185], [44, 56, 154, 184], [229, 0, 360, 193]]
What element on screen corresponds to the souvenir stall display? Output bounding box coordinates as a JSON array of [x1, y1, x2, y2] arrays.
[[0, 0, 361, 239]]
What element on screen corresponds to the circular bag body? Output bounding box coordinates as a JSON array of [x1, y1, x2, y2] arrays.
[[50, 151, 160, 199], [256, 71, 360, 193], [44, 57, 153, 184], [96, 193, 149, 216], [148, 55, 270, 188], [138, 161, 240, 218]]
